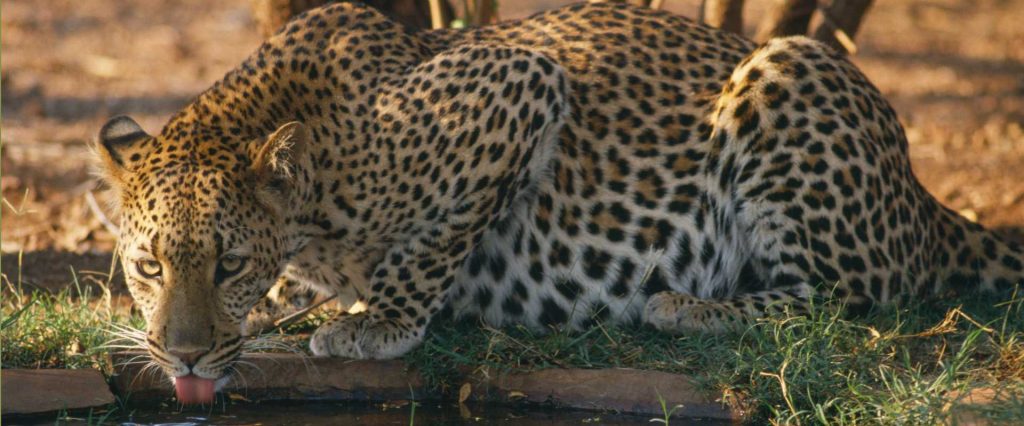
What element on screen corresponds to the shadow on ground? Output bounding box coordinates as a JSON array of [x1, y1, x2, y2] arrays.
[[0, 249, 125, 295]]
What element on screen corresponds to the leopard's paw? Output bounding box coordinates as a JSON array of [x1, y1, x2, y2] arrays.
[[309, 313, 423, 359], [643, 291, 736, 333]]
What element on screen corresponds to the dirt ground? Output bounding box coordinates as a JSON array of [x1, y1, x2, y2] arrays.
[[2, 0, 1023, 294]]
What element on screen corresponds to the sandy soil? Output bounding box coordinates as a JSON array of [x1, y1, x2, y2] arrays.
[[2, 0, 1022, 294]]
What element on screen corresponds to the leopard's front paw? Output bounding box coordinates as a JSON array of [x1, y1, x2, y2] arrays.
[[309, 312, 372, 358], [309, 313, 423, 359], [643, 291, 735, 333], [244, 309, 277, 336], [643, 292, 696, 333]]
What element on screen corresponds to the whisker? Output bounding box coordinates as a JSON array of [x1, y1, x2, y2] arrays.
[[100, 331, 147, 343], [128, 362, 163, 391], [116, 355, 154, 368], [225, 366, 250, 397], [242, 333, 317, 373], [144, 362, 161, 378], [124, 353, 153, 363], [96, 343, 149, 351], [232, 359, 268, 383]]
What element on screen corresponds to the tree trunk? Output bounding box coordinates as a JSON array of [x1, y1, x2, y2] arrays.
[[754, 0, 816, 43], [700, 0, 746, 34], [465, 0, 499, 26], [812, 0, 873, 54]]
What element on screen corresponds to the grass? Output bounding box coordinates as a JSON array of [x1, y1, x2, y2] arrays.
[[404, 292, 1024, 424], [0, 269, 144, 372], [650, 391, 687, 425], [3, 266, 1023, 424]]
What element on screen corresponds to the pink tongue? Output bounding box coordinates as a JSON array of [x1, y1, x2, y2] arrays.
[[174, 375, 216, 405]]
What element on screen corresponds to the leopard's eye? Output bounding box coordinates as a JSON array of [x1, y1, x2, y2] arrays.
[[214, 255, 248, 285], [136, 260, 162, 280], [219, 255, 245, 273]]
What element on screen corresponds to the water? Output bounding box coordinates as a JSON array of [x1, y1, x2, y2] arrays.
[[9, 401, 734, 425]]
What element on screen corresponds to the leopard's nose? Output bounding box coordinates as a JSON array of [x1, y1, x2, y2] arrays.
[[169, 350, 207, 368]]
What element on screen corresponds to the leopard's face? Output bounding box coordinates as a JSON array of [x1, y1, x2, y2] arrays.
[[96, 116, 310, 385], [117, 169, 284, 381]]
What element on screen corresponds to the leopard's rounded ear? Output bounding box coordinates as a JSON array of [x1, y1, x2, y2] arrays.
[[94, 115, 151, 183], [251, 121, 309, 179], [249, 121, 311, 208]]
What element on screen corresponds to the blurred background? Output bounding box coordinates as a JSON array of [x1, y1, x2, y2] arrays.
[[2, 0, 1023, 294]]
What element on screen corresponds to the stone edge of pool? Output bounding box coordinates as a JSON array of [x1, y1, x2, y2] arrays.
[[1, 353, 741, 421]]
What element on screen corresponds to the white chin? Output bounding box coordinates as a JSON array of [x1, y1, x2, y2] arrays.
[[215, 376, 231, 392]]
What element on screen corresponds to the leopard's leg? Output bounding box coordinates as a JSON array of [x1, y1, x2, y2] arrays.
[[644, 285, 816, 332], [244, 277, 322, 335], [307, 234, 481, 358], [308, 45, 568, 359], [647, 37, 922, 332]]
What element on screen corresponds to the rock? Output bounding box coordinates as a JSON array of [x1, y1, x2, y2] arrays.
[[110, 352, 735, 420], [482, 368, 735, 420], [111, 352, 425, 402], [1, 369, 115, 415]]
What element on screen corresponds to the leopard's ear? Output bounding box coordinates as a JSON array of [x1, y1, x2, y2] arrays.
[[94, 116, 151, 184], [250, 121, 310, 200]]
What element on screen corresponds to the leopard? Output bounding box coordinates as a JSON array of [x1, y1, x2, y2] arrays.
[[94, 1, 1023, 403]]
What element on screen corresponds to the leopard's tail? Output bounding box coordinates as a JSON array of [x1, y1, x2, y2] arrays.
[[934, 202, 1024, 296]]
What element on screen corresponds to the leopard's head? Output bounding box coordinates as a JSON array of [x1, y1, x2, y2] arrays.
[[94, 115, 313, 402]]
